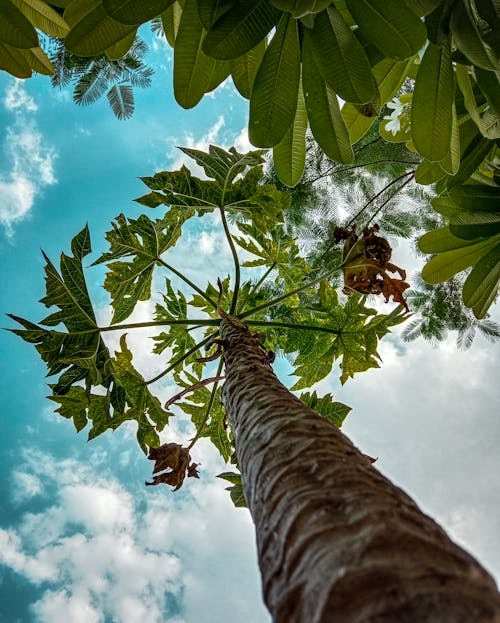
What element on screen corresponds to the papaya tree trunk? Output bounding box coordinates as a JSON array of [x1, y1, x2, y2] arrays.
[[220, 317, 500, 623]]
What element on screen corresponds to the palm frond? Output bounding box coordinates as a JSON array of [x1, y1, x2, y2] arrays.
[[74, 65, 110, 105], [107, 84, 134, 119], [477, 319, 500, 340]]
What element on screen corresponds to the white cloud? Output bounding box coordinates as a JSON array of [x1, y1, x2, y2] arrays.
[[1, 449, 269, 623], [4, 79, 37, 112], [1, 80, 57, 235], [11, 471, 43, 502]]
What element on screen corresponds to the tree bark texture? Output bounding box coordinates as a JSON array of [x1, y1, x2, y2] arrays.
[[220, 317, 500, 623]]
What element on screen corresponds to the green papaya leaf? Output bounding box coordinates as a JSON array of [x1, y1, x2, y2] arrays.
[[179, 383, 231, 461], [299, 390, 351, 428], [302, 31, 354, 163], [273, 81, 307, 186], [102, 0, 175, 25], [309, 5, 377, 105], [178, 144, 266, 187], [0, 0, 38, 48], [411, 38, 454, 161], [10, 0, 70, 37], [152, 278, 203, 377], [462, 244, 500, 318], [65, 2, 136, 56], [137, 166, 221, 212], [113, 335, 170, 453], [93, 213, 185, 323], [217, 472, 247, 507], [230, 38, 266, 99], [174, 0, 230, 109], [202, 0, 280, 60], [249, 13, 300, 147], [346, 0, 426, 60]]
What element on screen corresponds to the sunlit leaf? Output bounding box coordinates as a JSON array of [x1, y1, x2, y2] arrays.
[[273, 81, 307, 187], [309, 5, 376, 105], [93, 213, 185, 323], [102, 0, 176, 25], [249, 13, 300, 147], [299, 390, 351, 428], [411, 38, 454, 161], [202, 0, 279, 60]]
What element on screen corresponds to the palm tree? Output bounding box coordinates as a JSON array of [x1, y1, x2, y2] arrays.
[[403, 276, 500, 349], [47, 36, 154, 119]]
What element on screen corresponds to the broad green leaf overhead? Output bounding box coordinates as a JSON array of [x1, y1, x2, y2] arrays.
[[174, 0, 229, 109], [0, 0, 39, 49], [308, 5, 377, 105], [345, 0, 426, 61], [273, 81, 307, 187], [411, 39, 454, 162], [302, 31, 353, 163], [102, 0, 176, 25], [202, 0, 280, 60], [10, 0, 70, 38], [229, 39, 266, 100], [65, 2, 136, 56], [249, 13, 300, 147]]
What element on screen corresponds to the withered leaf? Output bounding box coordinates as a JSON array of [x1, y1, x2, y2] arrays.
[[380, 274, 410, 312], [146, 443, 199, 490]]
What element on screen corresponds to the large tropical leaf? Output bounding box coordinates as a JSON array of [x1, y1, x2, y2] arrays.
[[450, 0, 499, 71], [174, 0, 230, 109], [65, 2, 136, 56], [411, 38, 454, 162], [0, 42, 32, 77], [202, 0, 280, 60], [0, 0, 38, 48], [308, 5, 377, 105], [346, 0, 425, 60], [10, 0, 70, 37], [230, 38, 266, 99], [273, 81, 307, 186], [93, 213, 186, 323], [342, 57, 412, 144], [462, 245, 500, 319], [102, 0, 176, 25], [249, 13, 300, 147], [302, 31, 353, 163], [421, 236, 500, 284]]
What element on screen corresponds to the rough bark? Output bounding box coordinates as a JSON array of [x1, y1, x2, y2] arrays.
[[220, 316, 500, 623]]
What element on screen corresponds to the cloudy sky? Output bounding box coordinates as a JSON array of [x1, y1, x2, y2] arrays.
[[1, 30, 499, 623]]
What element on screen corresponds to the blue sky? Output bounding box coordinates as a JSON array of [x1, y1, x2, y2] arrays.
[[1, 31, 499, 623]]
